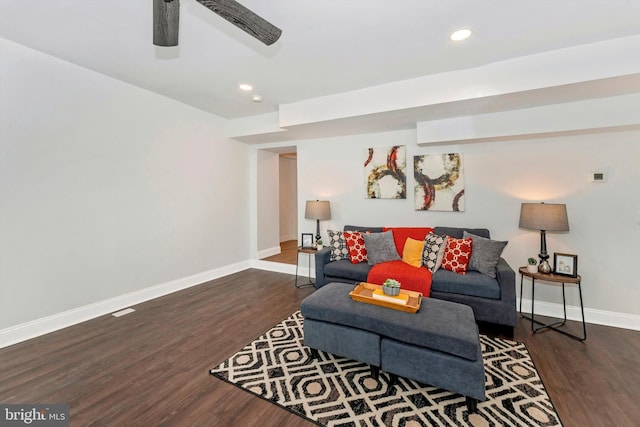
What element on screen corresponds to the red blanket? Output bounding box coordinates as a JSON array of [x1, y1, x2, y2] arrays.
[[367, 260, 432, 296], [383, 227, 433, 255]]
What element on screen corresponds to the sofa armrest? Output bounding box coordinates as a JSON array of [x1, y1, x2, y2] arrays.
[[496, 257, 516, 308], [314, 248, 332, 288]]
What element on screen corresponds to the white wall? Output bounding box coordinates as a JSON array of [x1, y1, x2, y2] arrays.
[[294, 128, 640, 323], [0, 39, 250, 331], [279, 155, 297, 242]]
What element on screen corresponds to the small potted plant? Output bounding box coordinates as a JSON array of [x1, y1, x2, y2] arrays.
[[527, 257, 538, 274], [316, 237, 323, 250], [382, 278, 401, 296]]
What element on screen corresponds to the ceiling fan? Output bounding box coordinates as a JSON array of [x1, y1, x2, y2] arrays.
[[153, 0, 282, 47]]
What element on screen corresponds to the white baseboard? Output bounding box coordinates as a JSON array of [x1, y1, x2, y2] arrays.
[[257, 245, 281, 259], [518, 298, 640, 331], [280, 234, 297, 242], [251, 260, 319, 286], [251, 259, 297, 276], [0, 261, 251, 349]]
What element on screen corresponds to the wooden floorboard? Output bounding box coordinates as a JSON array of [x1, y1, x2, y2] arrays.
[[261, 240, 297, 265], [1, 269, 639, 426]]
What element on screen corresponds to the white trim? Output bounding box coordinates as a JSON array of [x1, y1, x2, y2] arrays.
[[251, 259, 320, 287], [257, 245, 281, 259], [251, 256, 319, 280], [279, 234, 297, 242], [251, 259, 298, 276], [518, 298, 640, 332], [0, 261, 250, 349]]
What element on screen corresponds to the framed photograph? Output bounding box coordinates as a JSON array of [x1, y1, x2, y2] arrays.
[[301, 233, 314, 249], [553, 253, 578, 277]]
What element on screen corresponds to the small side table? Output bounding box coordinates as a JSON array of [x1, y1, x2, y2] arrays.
[[519, 267, 586, 341], [295, 246, 317, 288]]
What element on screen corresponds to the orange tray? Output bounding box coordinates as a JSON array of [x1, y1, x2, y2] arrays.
[[349, 282, 422, 313]]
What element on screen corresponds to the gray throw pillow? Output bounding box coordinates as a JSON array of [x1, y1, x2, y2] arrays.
[[463, 231, 508, 278], [362, 231, 401, 265]]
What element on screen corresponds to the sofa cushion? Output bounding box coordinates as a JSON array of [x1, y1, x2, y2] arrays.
[[324, 259, 371, 283], [327, 230, 349, 261], [431, 269, 501, 299], [362, 231, 401, 265], [382, 227, 434, 255], [422, 232, 446, 273], [367, 260, 432, 295], [344, 231, 368, 264], [434, 227, 490, 239], [463, 231, 508, 278], [441, 236, 473, 274]]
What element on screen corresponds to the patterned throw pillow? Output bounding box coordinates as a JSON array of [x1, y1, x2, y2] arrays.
[[422, 233, 446, 273], [441, 236, 473, 274], [327, 230, 349, 261], [343, 231, 368, 264]]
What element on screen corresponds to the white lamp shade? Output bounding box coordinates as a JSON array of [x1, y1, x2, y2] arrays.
[[305, 200, 331, 220]]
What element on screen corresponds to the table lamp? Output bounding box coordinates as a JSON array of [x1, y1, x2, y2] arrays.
[[305, 200, 331, 243], [519, 202, 569, 273]]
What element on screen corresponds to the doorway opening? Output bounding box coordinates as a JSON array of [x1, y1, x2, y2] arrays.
[[257, 148, 298, 265]]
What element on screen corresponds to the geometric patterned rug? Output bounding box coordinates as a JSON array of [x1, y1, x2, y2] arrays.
[[210, 311, 563, 427]]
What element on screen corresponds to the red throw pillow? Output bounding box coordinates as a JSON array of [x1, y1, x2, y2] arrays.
[[343, 231, 368, 264], [441, 236, 473, 274]]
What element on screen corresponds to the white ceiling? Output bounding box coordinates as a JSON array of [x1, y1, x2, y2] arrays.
[[2, 0, 640, 122]]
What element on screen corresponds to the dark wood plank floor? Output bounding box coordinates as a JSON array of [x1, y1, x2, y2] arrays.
[[1, 269, 639, 426], [261, 240, 297, 264]]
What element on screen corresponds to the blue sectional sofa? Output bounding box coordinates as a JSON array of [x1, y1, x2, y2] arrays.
[[314, 225, 517, 327]]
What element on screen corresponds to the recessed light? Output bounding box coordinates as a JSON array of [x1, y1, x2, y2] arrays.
[[239, 83, 253, 91], [450, 29, 472, 42], [252, 94, 263, 103]]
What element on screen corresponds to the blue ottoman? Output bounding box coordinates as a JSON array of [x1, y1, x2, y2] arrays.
[[300, 282, 486, 412]]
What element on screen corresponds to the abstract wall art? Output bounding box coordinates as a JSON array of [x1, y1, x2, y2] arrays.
[[414, 153, 465, 211], [364, 145, 406, 199]]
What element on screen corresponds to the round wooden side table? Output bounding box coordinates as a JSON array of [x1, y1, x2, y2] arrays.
[[519, 266, 586, 341]]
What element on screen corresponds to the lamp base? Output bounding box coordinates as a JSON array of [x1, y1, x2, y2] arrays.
[[538, 229, 552, 274], [315, 219, 321, 242], [538, 259, 552, 274]]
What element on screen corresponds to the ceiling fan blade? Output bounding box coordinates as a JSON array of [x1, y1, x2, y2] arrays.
[[196, 0, 282, 46], [153, 0, 180, 47]]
